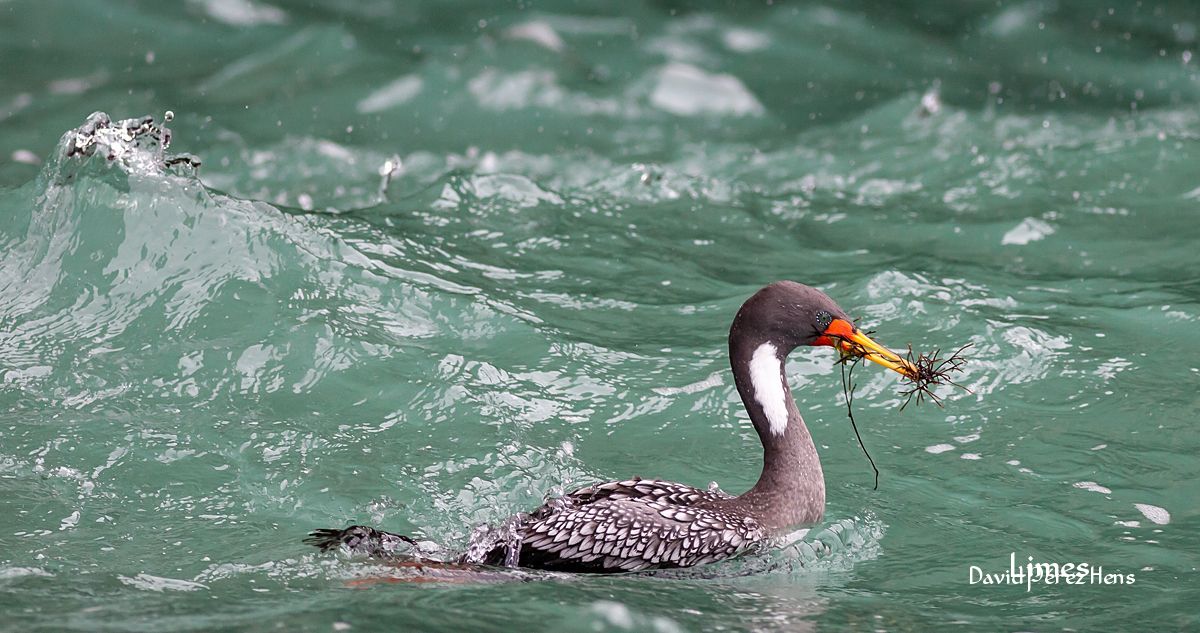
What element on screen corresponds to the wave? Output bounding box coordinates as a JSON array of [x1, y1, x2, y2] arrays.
[[0, 108, 1068, 583], [0, 111, 455, 411]]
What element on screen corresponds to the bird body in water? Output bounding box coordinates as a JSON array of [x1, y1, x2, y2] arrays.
[[307, 281, 922, 573]]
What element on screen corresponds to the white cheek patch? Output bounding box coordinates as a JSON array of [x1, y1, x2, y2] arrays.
[[749, 342, 788, 436]]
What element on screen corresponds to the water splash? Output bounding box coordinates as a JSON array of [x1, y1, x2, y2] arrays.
[[60, 111, 200, 177], [460, 512, 530, 567], [500, 514, 526, 568], [460, 523, 496, 565]]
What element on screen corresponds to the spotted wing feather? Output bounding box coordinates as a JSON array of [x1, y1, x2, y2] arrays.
[[563, 477, 733, 506], [515, 479, 760, 572]]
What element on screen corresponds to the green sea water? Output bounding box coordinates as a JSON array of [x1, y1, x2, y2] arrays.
[[2, 1, 1198, 631]]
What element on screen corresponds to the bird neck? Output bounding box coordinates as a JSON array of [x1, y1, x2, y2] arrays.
[[727, 335, 826, 531]]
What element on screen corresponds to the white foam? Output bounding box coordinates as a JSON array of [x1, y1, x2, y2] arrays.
[[192, 0, 287, 26], [652, 371, 723, 396], [722, 28, 769, 53], [1133, 503, 1170, 525], [925, 444, 956, 454], [11, 149, 40, 165], [1073, 481, 1112, 494], [0, 567, 53, 580], [357, 75, 423, 114], [505, 21, 565, 52], [118, 573, 208, 592], [1002, 217, 1055, 245], [58, 511, 80, 531], [650, 63, 763, 117], [591, 601, 635, 629]]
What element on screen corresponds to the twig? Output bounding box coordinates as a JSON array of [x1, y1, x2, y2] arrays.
[[838, 349, 878, 490]]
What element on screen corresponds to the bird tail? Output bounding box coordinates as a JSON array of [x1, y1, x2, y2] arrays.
[[304, 525, 420, 558]]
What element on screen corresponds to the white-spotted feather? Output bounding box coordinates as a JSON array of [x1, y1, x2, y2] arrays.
[[506, 478, 764, 572]]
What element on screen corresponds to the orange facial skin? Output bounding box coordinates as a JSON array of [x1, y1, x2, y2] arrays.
[[815, 319, 918, 380]]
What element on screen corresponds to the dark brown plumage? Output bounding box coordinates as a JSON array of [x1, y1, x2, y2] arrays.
[[308, 282, 935, 573]]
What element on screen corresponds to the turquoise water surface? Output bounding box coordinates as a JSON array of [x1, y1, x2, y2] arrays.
[[2, 1, 1198, 631]]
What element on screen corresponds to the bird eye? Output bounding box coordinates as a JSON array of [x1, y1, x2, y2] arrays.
[[814, 310, 833, 331]]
